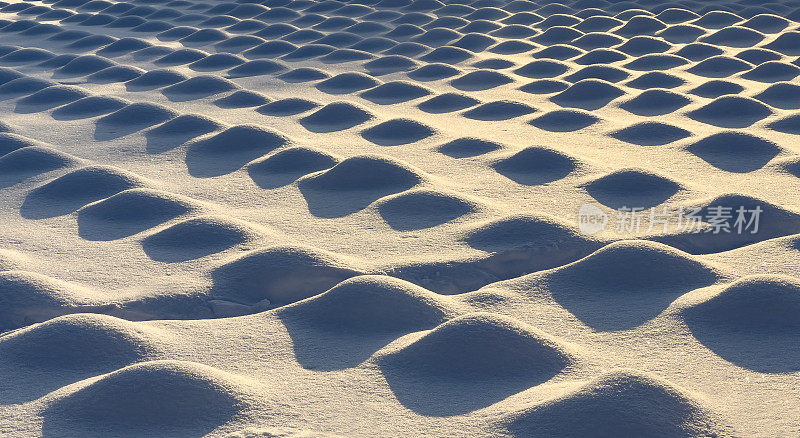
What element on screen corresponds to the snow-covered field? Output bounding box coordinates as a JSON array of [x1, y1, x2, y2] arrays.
[[0, 0, 799, 436]]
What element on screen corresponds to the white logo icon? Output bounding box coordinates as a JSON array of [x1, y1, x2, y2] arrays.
[[577, 203, 608, 235]]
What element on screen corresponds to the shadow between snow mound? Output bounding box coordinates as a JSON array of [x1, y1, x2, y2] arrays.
[[583, 169, 682, 209], [297, 155, 424, 217], [93, 102, 178, 141], [685, 131, 780, 173], [0, 145, 78, 189], [210, 245, 363, 307], [298, 101, 374, 133], [681, 275, 800, 373], [0, 314, 160, 404], [144, 114, 224, 154], [276, 275, 456, 370], [491, 146, 579, 185], [141, 216, 257, 262], [654, 194, 800, 254], [542, 240, 723, 331], [377, 313, 575, 416], [51, 96, 128, 120], [76, 189, 195, 241], [502, 370, 732, 437], [184, 125, 289, 177], [20, 165, 146, 219], [246, 146, 338, 189], [375, 188, 479, 231], [462, 214, 603, 280], [41, 360, 253, 437]]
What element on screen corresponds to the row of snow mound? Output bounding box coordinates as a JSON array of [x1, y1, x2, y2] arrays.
[[17, 160, 256, 258], [447, 190, 797, 259], [0, 9, 794, 48], [0, 273, 762, 430], [427, 183, 800, 280], [0, 265, 216, 331], [3, 307, 728, 434], [276, 276, 580, 409], [1, 21, 797, 85], [602, 126, 782, 173], [1, 72, 281, 155], [0, 129, 268, 326], [204, 221, 715, 311], [5, 35, 800, 138], [528, 240, 723, 331], [352, 307, 727, 430], [12, 158, 796, 312], [0, 314, 163, 404], [11, 116, 455, 243], [47, 361, 726, 436], [0, 1, 787, 25], [203, 191, 800, 311]]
